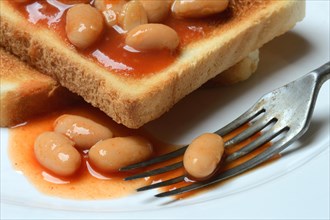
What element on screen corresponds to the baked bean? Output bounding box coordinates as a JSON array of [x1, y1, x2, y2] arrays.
[[94, 0, 126, 11], [94, 0, 106, 10], [65, 4, 104, 49], [171, 0, 229, 18], [54, 114, 113, 150], [126, 24, 179, 51], [94, 0, 126, 27], [118, 1, 148, 31], [34, 132, 81, 177], [183, 133, 224, 180], [88, 136, 153, 172], [140, 0, 171, 23]]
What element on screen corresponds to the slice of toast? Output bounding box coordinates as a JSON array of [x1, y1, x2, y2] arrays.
[[0, 47, 259, 127], [207, 49, 259, 86], [0, 1, 305, 128], [0, 48, 80, 127]]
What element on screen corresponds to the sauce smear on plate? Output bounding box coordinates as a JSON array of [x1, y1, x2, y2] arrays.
[[8, 104, 278, 200]]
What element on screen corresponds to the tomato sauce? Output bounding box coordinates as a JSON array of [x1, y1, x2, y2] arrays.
[[8, 103, 278, 200], [9, 0, 239, 77], [8, 103, 177, 199]]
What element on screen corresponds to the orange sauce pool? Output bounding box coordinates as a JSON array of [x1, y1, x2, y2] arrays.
[[8, 0, 263, 77], [8, 104, 279, 200], [8, 103, 178, 199]]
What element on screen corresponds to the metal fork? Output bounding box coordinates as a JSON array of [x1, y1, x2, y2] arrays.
[[121, 62, 330, 197]]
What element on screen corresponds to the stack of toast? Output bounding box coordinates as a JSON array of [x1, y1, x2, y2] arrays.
[[0, 0, 305, 128], [0, 48, 80, 127], [0, 46, 259, 127]]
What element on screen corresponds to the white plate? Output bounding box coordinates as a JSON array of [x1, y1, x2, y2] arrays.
[[1, 1, 329, 219]]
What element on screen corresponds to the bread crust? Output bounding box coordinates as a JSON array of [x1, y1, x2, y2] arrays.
[[0, 48, 80, 127], [0, 1, 305, 128]]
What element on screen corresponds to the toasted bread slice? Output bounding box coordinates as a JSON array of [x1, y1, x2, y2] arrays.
[[0, 48, 80, 127], [207, 49, 259, 86], [0, 44, 258, 127], [0, 1, 305, 128], [0, 46, 259, 127]]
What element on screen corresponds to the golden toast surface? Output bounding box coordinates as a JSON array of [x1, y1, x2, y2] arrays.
[[0, 0, 305, 128]]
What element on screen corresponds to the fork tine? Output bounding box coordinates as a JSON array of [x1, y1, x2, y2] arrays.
[[127, 117, 278, 180], [124, 162, 183, 180], [125, 116, 274, 179], [215, 105, 265, 136], [225, 116, 276, 147], [137, 175, 186, 192], [132, 122, 288, 192], [155, 181, 204, 197], [122, 107, 268, 178], [155, 127, 290, 197], [121, 103, 265, 172], [225, 124, 284, 162], [120, 146, 187, 171]]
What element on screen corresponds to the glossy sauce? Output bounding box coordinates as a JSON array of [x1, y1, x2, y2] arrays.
[[8, 104, 177, 199], [9, 0, 255, 77], [8, 104, 278, 200]]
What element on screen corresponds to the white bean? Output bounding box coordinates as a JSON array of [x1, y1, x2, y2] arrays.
[[34, 132, 81, 176], [54, 114, 113, 150], [65, 4, 104, 49], [183, 133, 224, 180], [140, 0, 171, 22], [126, 23, 179, 51], [171, 0, 229, 18], [118, 0, 148, 31], [88, 136, 153, 172]]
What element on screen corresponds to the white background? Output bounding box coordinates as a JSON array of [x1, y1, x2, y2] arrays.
[[1, 1, 329, 219]]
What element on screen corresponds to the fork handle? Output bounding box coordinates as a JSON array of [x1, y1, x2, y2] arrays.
[[313, 61, 330, 85]]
